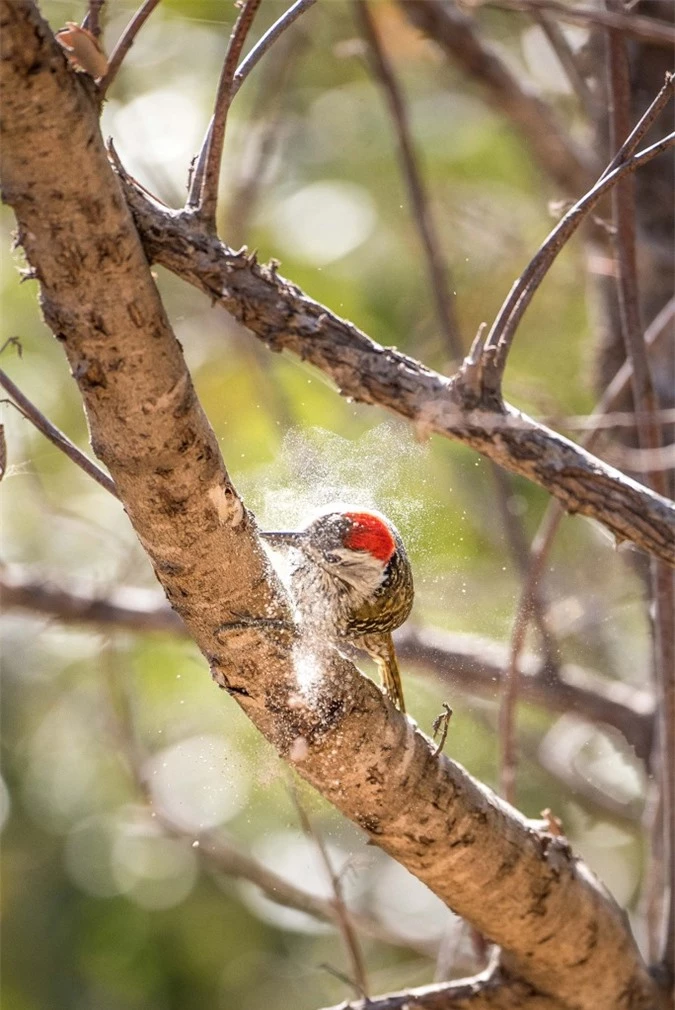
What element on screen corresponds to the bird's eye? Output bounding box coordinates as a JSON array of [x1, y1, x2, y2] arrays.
[[324, 552, 340, 564]]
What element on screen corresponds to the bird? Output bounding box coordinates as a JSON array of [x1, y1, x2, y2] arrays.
[[261, 509, 413, 712]]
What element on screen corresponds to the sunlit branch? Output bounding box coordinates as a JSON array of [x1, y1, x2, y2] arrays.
[[231, 0, 317, 100], [119, 168, 675, 566], [2, 569, 655, 761]]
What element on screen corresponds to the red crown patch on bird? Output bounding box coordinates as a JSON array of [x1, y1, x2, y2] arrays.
[[344, 512, 396, 563]]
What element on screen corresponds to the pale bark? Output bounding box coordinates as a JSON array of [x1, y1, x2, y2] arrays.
[[123, 180, 675, 567], [1, 569, 655, 761], [0, 3, 666, 1008]]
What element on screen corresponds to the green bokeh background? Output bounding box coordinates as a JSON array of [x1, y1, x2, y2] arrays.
[[1, 3, 649, 1008]]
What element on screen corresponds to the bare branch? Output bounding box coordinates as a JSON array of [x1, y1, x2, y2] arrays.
[[317, 965, 566, 1010], [498, 299, 673, 804], [478, 126, 675, 399], [479, 0, 675, 49], [0, 367, 117, 496], [189, 0, 316, 219], [292, 788, 369, 998], [121, 175, 675, 566], [354, 0, 462, 362], [601, 71, 675, 180], [605, 16, 674, 985], [189, 0, 263, 224], [0, 7, 666, 1007], [398, 0, 595, 197], [232, 0, 317, 99], [98, 0, 161, 98], [527, 9, 597, 120], [82, 0, 105, 39], [1, 570, 655, 762]]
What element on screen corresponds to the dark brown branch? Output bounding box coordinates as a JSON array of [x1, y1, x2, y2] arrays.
[[399, 0, 594, 197], [605, 17, 674, 986], [528, 9, 597, 120], [120, 176, 675, 566], [498, 298, 673, 804], [478, 127, 675, 398], [601, 71, 675, 180], [231, 0, 317, 100], [354, 0, 462, 362], [190, 0, 262, 224], [98, 0, 161, 97], [0, 8, 664, 1006], [189, 0, 316, 220], [0, 367, 117, 496], [82, 0, 105, 38], [484, 0, 675, 49], [1, 570, 655, 762], [396, 626, 654, 762]]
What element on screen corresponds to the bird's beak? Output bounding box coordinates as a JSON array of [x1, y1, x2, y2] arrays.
[[260, 531, 305, 547]]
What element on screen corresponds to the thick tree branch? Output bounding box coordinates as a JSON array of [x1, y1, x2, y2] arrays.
[[1, 570, 655, 764], [0, 4, 664, 1008], [120, 180, 675, 567]]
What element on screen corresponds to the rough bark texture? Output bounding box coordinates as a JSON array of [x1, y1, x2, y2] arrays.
[[0, 4, 667, 1009], [124, 184, 675, 567], [1, 569, 655, 762]]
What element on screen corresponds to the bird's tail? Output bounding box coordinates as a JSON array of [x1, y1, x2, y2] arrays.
[[377, 633, 406, 714]]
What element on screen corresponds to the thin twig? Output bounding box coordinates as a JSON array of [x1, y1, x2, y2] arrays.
[[497, 299, 673, 805], [529, 9, 597, 119], [355, 0, 462, 363], [231, 0, 317, 100], [605, 14, 674, 984], [226, 26, 308, 244], [490, 462, 558, 665], [478, 121, 675, 398], [189, 0, 316, 217], [82, 0, 106, 38], [290, 785, 369, 999], [481, 0, 675, 48], [98, 0, 162, 98], [0, 369, 118, 497], [601, 71, 675, 180], [399, 0, 594, 197], [189, 0, 263, 225]]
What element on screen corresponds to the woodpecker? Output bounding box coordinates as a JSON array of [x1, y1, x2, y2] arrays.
[[262, 510, 413, 713]]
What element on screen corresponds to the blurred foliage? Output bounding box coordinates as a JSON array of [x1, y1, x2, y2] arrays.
[[1, 2, 651, 1008]]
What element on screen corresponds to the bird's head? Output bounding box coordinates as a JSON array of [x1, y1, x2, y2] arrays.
[[263, 510, 399, 592]]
